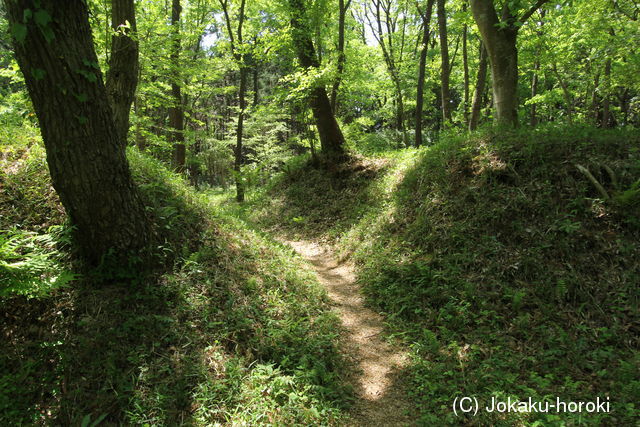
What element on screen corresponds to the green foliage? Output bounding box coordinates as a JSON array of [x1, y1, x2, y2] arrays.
[[251, 124, 640, 425], [0, 126, 64, 232], [1, 141, 349, 425], [128, 147, 210, 261], [0, 227, 76, 298]]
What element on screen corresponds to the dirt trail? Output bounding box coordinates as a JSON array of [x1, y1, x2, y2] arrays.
[[285, 240, 414, 426]]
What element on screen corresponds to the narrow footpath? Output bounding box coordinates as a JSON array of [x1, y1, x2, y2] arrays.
[[286, 240, 415, 426]]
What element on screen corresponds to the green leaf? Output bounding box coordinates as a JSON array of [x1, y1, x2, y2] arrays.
[[34, 9, 51, 27], [81, 414, 91, 427], [76, 69, 98, 83], [34, 9, 55, 43], [82, 58, 100, 70], [11, 23, 27, 43]]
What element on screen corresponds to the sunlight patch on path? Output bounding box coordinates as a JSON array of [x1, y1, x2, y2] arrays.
[[285, 240, 414, 426]]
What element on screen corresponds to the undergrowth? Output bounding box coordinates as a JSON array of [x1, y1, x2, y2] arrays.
[[247, 124, 640, 425], [0, 126, 350, 425]]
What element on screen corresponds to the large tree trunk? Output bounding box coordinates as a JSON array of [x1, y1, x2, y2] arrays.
[[486, 28, 518, 126], [415, 0, 435, 147], [289, 0, 345, 157], [469, 42, 488, 131], [170, 0, 186, 172], [437, 0, 452, 125], [6, 0, 153, 265], [105, 0, 138, 145], [470, 0, 519, 126], [470, 0, 547, 127]]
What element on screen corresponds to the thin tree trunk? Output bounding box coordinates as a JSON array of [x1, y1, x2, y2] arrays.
[[235, 67, 246, 201], [134, 96, 146, 150], [462, 2, 470, 125], [253, 62, 259, 106], [602, 57, 612, 128], [368, 0, 407, 143], [105, 0, 138, 146], [415, 0, 435, 147], [529, 8, 544, 127], [6, 0, 153, 265], [220, 0, 247, 201], [469, 42, 488, 131], [330, 0, 352, 112], [170, 0, 185, 172], [552, 63, 573, 123], [530, 61, 539, 126], [437, 0, 451, 125], [590, 72, 600, 125]]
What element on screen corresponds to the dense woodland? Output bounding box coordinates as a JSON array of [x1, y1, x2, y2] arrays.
[[1, 0, 639, 425]]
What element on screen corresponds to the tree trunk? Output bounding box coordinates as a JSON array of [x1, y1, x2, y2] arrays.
[[330, 0, 351, 112], [552, 63, 573, 123], [529, 8, 544, 127], [253, 62, 259, 106], [602, 57, 612, 128], [369, 0, 407, 143], [288, 0, 345, 157], [235, 66, 247, 202], [415, 0, 435, 147], [437, 0, 452, 125], [170, 0, 185, 172], [530, 61, 539, 126], [469, 42, 488, 131], [471, 0, 523, 127], [134, 96, 146, 150], [462, 2, 470, 125], [487, 29, 518, 126], [105, 0, 138, 146], [6, 0, 153, 265], [590, 72, 600, 125], [220, 0, 247, 201]]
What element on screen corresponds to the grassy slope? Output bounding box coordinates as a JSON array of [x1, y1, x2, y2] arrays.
[[247, 124, 640, 425], [0, 127, 351, 425]]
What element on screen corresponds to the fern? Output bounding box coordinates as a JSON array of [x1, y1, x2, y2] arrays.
[[0, 227, 77, 298]]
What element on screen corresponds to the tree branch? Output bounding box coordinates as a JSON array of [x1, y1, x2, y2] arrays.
[[519, 0, 549, 25]]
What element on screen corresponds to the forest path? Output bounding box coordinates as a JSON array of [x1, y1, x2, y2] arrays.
[[284, 240, 415, 426]]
